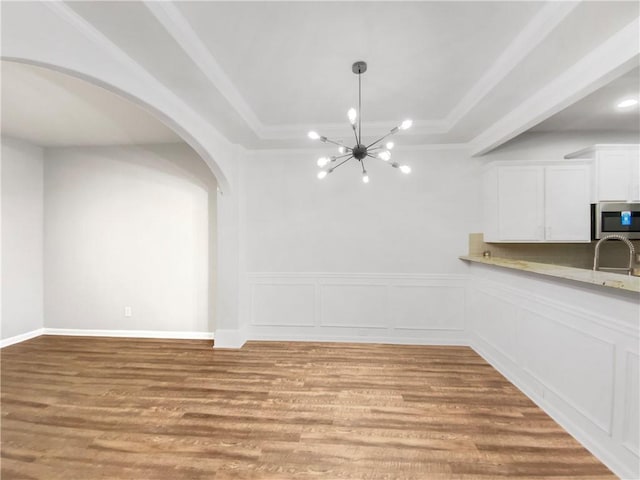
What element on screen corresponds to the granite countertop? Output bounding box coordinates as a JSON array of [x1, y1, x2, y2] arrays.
[[460, 255, 640, 293]]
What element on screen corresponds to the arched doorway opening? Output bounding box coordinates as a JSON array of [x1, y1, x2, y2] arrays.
[[1, 59, 225, 341], [2, 57, 231, 193]]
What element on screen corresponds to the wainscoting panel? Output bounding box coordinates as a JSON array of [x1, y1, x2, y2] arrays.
[[251, 283, 315, 327], [320, 284, 388, 328], [520, 307, 615, 435], [622, 350, 640, 456], [468, 265, 640, 480], [471, 288, 520, 364], [390, 285, 465, 331], [246, 273, 468, 344]]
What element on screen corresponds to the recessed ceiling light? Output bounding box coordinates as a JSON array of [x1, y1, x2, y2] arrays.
[[616, 98, 639, 109]]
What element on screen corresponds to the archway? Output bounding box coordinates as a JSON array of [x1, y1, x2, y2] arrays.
[[1, 58, 237, 343], [2, 57, 231, 194]]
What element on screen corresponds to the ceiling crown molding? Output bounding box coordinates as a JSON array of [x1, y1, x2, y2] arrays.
[[44, 1, 153, 83], [38, 0, 631, 155], [144, 1, 584, 144], [43, 0, 228, 146], [144, 1, 264, 136], [444, 1, 580, 130], [145, 1, 448, 140], [470, 16, 640, 156], [259, 119, 450, 141], [42, 0, 234, 191]]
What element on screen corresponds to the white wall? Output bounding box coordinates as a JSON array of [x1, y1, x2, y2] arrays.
[[239, 146, 481, 343], [44, 144, 217, 336], [236, 132, 639, 345], [1, 136, 44, 341], [244, 147, 481, 273]]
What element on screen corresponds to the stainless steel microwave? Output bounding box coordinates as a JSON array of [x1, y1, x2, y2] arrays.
[[592, 203, 640, 240]]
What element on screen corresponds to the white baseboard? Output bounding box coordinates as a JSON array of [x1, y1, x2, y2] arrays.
[[247, 331, 469, 346], [0, 326, 465, 348], [0, 328, 45, 348], [43, 328, 214, 340]]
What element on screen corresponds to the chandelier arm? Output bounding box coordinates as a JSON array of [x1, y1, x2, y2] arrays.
[[367, 153, 396, 166], [360, 157, 367, 173], [322, 136, 349, 148], [332, 155, 354, 170], [332, 153, 353, 161], [366, 130, 396, 149], [351, 124, 359, 145]]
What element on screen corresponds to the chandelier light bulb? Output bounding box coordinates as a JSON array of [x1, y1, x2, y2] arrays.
[[386, 142, 394, 150], [317, 157, 330, 167], [399, 165, 411, 174], [362, 172, 369, 184], [348, 108, 357, 125], [378, 150, 391, 162], [400, 119, 413, 130], [308, 131, 320, 140], [338, 146, 346, 154], [317, 170, 328, 180]]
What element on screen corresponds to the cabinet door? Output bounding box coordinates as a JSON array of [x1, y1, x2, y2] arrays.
[[497, 166, 544, 241], [482, 168, 499, 242], [545, 165, 590, 242], [630, 150, 640, 202], [596, 150, 631, 201]]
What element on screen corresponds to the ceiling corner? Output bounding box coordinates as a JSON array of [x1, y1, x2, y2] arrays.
[[470, 15, 640, 156]]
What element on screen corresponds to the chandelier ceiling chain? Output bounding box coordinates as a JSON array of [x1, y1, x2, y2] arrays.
[[308, 61, 412, 183]]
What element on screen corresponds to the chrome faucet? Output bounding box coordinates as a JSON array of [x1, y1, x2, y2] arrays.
[[593, 234, 636, 275]]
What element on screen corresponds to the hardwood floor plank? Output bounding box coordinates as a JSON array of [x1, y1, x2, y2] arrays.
[[1, 336, 616, 479]]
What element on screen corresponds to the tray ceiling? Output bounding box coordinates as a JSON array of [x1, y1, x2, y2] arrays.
[[2, 1, 638, 150]]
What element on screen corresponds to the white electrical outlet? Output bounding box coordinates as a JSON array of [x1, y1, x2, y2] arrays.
[[124, 306, 132, 317]]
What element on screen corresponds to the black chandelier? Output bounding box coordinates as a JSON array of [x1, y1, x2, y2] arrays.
[[308, 61, 412, 183]]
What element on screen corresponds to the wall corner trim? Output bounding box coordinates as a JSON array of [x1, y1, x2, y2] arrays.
[[213, 328, 247, 349]]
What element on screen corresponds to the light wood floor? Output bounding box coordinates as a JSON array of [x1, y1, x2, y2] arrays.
[[1, 336, 615, 479]]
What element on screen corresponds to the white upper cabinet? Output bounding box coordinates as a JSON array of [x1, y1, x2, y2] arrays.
[[497, 166, 544, 241], [597, 150, 633, 201], [565, 144, 640, 202], [544, 165, 590, 242], [483, 162, 591, 243]]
